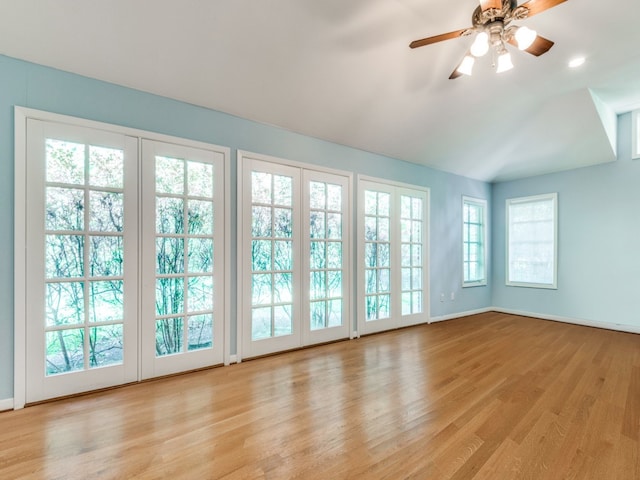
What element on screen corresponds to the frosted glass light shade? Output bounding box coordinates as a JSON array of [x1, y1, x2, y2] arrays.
[[470, 32, 489, 57], [515, 26, 537, 50], [496, 51, 514, 73], [457, 55, 475, 76]]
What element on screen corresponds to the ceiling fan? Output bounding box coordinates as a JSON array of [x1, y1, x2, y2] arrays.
[[410, 0, 568, 79]]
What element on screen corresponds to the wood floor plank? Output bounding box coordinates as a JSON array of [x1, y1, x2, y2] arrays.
[[0, 313, 638, 479]]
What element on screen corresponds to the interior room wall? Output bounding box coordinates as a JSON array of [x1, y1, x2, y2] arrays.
[[0, 55, 491, 401], [491, 112, 640, 332]]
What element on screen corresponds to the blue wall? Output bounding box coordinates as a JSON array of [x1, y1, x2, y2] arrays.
[[0, 55, 491, 400], [492, 112, 640, 329]]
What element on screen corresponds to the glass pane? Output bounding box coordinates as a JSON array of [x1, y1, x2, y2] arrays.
[[156, 237, 185, 274], [156, 318, 184, 356], [364, 191, 377, 215], [412, 221, 422, 243], [412, 198, 423, 220], [156, 197, 184, 234], [274, 175, 292, 206], [412, 268, 423, 290], [365, 243, 377, 268], [402, 268, 411, 291], [310, 211, 326, 239], [327, 271, 342, 298], [365, 269, 377, 294], [252, 172, 272, 204], [89, 146, 123, 188], [378, 269, 390, 293], [364, 216, 377, 241], [310, 301, 326, 330], [326, 184, 342, 211], [188, 314, 213, 351], [89, 280, 124, 322], [378, 218, 389, 242], [89, 324, 123, 368], [46, 282, 84, 327], [274, 241, 292, 271], [274, 208, 292, 238], [46, 139, 85, 185], [90, 191, 124, 232], [252, 274, 272, 305], [378, 193, 390, 216], [328, 299, 342, 327], [327, 213, 342, 239], [412, 245, 422, 267], [187, 161, 214, 198], [252, 307, 272, 340], [90, 236, 123, 277], [156, 156, 184, 195], [401, 244, 411, 267], [46, 235, 84, 278], [188, 275, 213, 312], [273, 273, 292, 303], [188, 238, 213, 273], [46, 187, 84, 231], [252, 206, 272, 237], [366, 296, 377, 321], [402, 293, 411, 316], [401, 219, 411, 243], [46, 328, 84, 375], [377, 243, 390, 267], [412, 291, 423, 314], [379, 294, 390, 319], [326, 242, 342, 269], [274, 305, 293, 336], [310, 241, 326, 269], [188, 200, 213, 235], [252, 240, 272, 271], [310, 271, 326, 300], [156, 277, 184, 316], [401, 196, 411, 219], [310, 181, 326, 209]]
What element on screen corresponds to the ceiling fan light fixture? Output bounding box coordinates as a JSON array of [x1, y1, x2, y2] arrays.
[[470, 31, 490, 57], [457, 55, 475, 76], [496, 50, 514, 73], [515, 26, 537, 50]]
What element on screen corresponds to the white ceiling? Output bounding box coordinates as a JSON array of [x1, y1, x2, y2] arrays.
[[1, 0, 639, 182]]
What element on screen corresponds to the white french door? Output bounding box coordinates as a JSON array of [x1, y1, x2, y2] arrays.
[[357, 179, 429, 336], [239, 153, 351, 359], [25, 120, 139, 403], [140, 140, 225, 378]]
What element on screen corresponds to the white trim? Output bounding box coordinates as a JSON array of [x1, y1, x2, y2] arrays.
[[430, 307, 493, 323], [462, 195, 488, 288], [492, 307, 640, 335], [237, 149, 350, 178], [0, 398, 14, 412], [505, 192, 558, 289], [633, 109, 640, 160]]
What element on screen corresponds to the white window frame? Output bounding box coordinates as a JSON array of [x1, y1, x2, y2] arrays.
[[632, 109, 640, 160], [14, 107, 231, 409], [506, 192, 558, 289], [462, 196, 488, 288], [236, 150, 353, 361], [356, 176, 430, 336]]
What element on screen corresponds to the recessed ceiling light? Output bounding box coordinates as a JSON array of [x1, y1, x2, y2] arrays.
[[568, 57, 586, 68]]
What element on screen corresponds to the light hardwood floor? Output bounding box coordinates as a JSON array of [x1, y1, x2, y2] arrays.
[[1, 312, 639, 479]]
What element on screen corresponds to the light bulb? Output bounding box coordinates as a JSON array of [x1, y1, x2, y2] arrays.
[[470, 32, 489, 57], [457, 55, 475, 76], [515, 26, 537, 50], [496, 51, 514, 73]]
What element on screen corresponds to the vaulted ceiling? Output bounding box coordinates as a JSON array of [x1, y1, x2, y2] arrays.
[[1, 0, 639, 182]]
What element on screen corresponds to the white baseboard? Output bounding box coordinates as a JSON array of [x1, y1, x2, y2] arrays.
[[228, 354, 238, 364], [492, 307, 640, 335], [430, 307, 493, 324], [0, 398, 14, 412]]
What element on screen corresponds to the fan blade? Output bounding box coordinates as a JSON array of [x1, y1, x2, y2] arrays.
[[449, 53, 470, 80], [508, 34, 554, 56], [410, 29, 470, 49], [519, 0, 568, 18], [479, 0, 502, 11]]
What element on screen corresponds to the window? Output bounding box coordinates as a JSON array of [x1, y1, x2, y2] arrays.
[[462, 196, 487, 287], [633, 109, 640, 160], [506, 193, 558, 289]]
